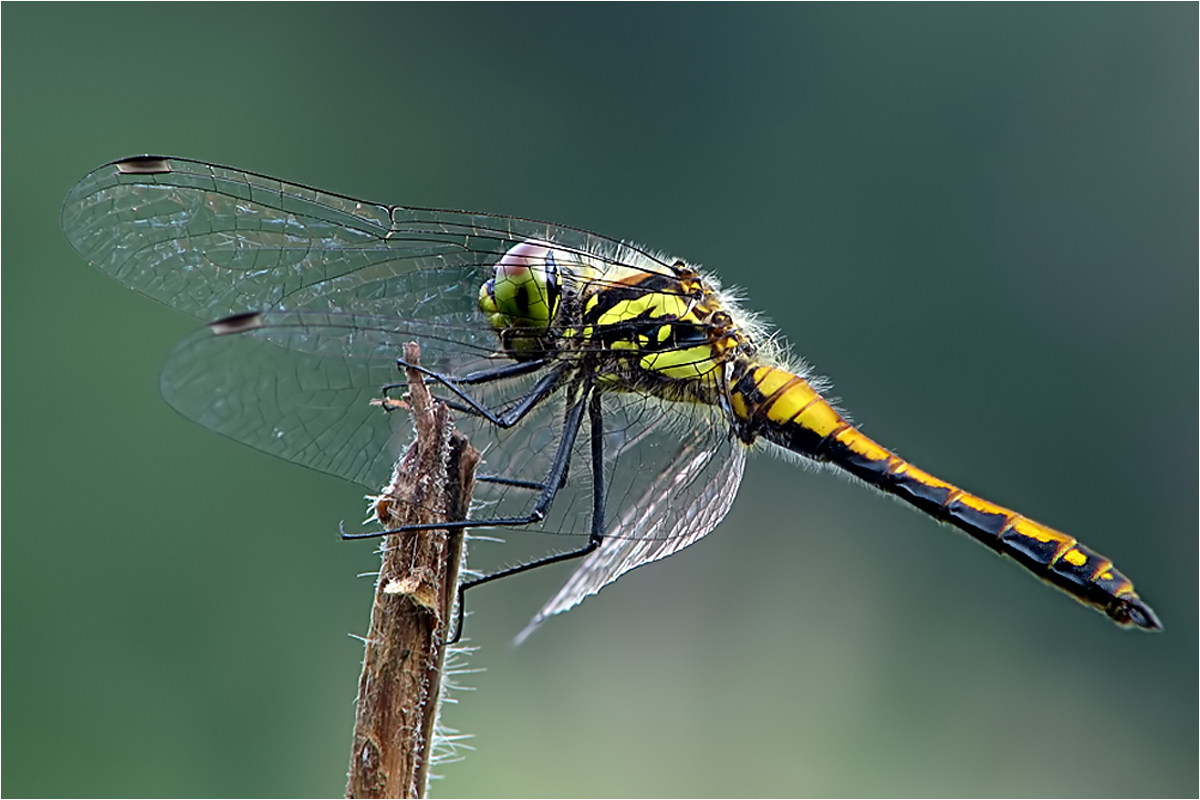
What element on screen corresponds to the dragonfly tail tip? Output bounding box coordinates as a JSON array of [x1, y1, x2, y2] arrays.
[[1115, 596, 1163, 632]]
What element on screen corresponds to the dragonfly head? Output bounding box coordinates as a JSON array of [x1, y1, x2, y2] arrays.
[[480, 241, 563, 360]]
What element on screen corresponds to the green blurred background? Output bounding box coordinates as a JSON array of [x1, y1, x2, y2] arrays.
[[4, 4, 1195, 797]]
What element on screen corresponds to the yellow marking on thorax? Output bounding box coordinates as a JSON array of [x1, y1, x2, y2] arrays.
[[585, 291, 691, 325], [640, 345, 722, 380], [585, 286, 732, 381]]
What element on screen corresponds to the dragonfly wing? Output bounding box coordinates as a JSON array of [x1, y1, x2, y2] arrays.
[[516, 415, 748, 642], [160, 309, 563, 491], [62, 156, 681, 324], [160, 308, 618, 540]]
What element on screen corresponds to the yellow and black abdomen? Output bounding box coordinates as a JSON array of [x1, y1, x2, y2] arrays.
[[729, 362, 1161, 631]]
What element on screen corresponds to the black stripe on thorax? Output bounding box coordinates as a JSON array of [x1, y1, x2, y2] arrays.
[[582, 273, 684, 326]]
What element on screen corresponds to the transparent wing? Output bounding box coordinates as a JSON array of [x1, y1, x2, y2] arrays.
[[165, 311, 468, 488], [160, 308, 746, 556], [62, 156, 680, 326], [517, 411, 748, 642], [160, 309, 588, 496], [64, 156, 718, 531], [157, 311, 671, 541], [69, 157, 751, 612]]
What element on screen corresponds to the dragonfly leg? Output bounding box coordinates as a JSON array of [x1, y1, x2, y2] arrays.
[[342, 374, 590, 541], [447, 389, 607, 643], [385, 358, 569, 429], [384, 362, 574, 490], [378, 357, 551, 397], [474, 475, 546, 490], [471, 376, 581, 491], [588, 389, 606, 544], [382, 360, 575, 490], [457, 358, 552, 385]]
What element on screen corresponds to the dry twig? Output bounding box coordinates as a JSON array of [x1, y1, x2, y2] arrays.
[[346, 343, 478, 799]]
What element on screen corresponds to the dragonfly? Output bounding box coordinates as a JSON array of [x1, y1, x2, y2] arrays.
[[62, 156, 1161, 641]]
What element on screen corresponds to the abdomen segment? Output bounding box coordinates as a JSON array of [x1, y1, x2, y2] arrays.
[[729, 363, 1161, 631]]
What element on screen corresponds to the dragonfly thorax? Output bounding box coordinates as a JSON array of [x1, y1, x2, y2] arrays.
[[481, 241, 757, 405]]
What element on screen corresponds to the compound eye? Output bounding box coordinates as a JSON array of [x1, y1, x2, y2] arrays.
[[480, 241, 563, 335]]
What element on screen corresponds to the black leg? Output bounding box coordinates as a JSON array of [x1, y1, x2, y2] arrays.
[[380, 357, 551, 395], [457, 358, 551, 385], [342, 373, 589, 541], [474, 475, 547, 490], [588, 389, 606, 544], [447, 388, 607, 643], [384, 359, 568, 430]]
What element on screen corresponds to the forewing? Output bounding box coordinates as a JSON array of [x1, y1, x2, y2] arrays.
[[62, 156, 679, 325]]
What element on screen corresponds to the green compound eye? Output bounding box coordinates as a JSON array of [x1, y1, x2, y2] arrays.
[[479, 241, 562, 357]]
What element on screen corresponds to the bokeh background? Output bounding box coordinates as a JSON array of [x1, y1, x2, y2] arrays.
[[4, 4, 1196, 797]]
